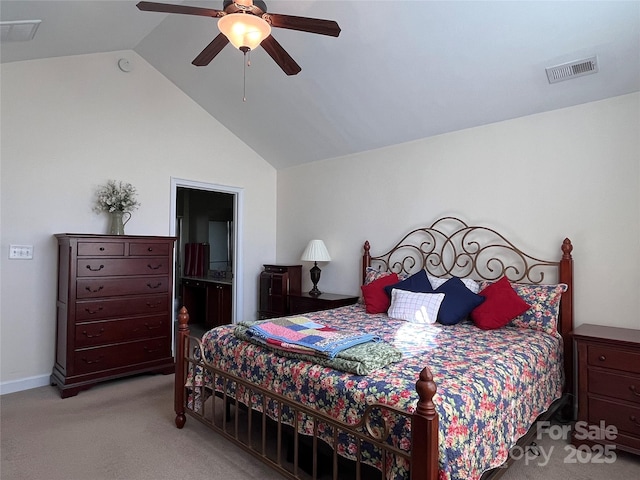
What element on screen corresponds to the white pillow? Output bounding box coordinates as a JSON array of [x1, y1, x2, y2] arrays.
[[427, 274, 480, 294], [387, 289, 445, 324]]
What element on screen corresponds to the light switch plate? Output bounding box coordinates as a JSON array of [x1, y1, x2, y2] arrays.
[[9, 244, 33, 259]]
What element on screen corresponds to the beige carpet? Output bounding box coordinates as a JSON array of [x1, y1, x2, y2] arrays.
[[1, 373, 638, 480]]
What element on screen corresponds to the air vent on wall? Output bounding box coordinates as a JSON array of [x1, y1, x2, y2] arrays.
[[545, 56, 598, 84]]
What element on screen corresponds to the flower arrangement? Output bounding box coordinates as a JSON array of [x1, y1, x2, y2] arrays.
[[94, 180, 140, 213]]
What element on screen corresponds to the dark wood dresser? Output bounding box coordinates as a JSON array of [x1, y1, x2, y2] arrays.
[[572, 323, 640, 455], [258, 265, 301, 319], [289, 292, 359, 315], [51, 234, 176, 398]]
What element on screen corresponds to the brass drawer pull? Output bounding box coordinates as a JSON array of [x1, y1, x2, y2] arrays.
[[84, 306, 104, 315], [630, 385, 640, 397], [631, 415, 640, 428], [82, 328, 105, 338], [146, 301, 161, 308], [99, 247, 105, 251], [144, 345, 162, 354], [147, 282, 162, 289], [145, 322, 162, 330], [81, 356, 104, 365], [147, 247, 153, 252], [86, 264, 105, 272], [598, 355, 606, 361], [85, 285, 104, 293], [147, 264, 162, 270]]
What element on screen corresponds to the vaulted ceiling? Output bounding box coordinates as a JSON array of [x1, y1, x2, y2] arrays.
[[2, 1, 639, 169]]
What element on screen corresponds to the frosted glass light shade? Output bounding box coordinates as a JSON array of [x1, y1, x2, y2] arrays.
[[301, 240, 331, 262], [218, 13, 271, 51]]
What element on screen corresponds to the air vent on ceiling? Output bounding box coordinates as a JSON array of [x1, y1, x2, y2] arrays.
[[545, 56, 598, 84], [0, 20, 41, 42]]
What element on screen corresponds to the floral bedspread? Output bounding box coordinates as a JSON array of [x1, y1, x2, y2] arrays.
[[196, 304, 563, 480]]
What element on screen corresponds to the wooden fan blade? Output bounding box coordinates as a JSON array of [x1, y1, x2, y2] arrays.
[[266, 13, 341, 37], [192, 34, 230, 66], [136, 1, 224, 18], [260, 35, 302, 76]]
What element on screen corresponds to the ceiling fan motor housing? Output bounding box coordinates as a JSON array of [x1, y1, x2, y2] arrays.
[[223, 1, 267, 16]]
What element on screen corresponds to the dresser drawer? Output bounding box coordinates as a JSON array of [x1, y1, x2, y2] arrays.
[[587, 345, 640, 374], [588, 397, 640, 437], [589, 369, 640, 404], [77, 242, 125, 256], [75, 295, 169, 321], [75, 315, 169, 348], [73, 338, 171, 375], [129, 242, 170, 256], [76, 276, 169, 299], [77, 258, 170, 277]]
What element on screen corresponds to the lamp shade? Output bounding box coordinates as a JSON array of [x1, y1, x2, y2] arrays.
[[218, 13, 271, 51], [301, 240, 331, 262]]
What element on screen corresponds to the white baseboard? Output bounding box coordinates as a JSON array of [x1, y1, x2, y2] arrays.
[[0, 374, 50, 395]]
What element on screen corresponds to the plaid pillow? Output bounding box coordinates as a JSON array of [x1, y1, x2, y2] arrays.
[[388, 289, 445, 324]]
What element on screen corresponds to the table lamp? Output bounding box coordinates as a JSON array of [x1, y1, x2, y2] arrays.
[[300, 239, 331, 296]]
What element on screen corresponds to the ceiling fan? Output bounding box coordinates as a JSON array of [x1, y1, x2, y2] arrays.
[[136, 1, 341, 75]]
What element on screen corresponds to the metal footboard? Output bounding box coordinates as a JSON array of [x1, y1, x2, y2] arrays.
[[180, 335, 415, 479]]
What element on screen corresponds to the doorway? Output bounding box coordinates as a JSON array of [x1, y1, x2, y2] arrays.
[[170, 178, 244, 328]]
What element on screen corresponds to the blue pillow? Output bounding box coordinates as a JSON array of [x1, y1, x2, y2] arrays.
[[384, 269, 433, 297], [435, 277, 485, 325]]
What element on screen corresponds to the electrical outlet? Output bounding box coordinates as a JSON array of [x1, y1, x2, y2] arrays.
[[9, 244, 33, 259]]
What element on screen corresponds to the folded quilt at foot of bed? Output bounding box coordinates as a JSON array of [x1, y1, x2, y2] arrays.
[[234, 320, 402, 375], [246, 316, 380, 357]]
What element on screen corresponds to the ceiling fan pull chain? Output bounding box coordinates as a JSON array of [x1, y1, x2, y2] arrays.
[[243, 50, 247, 102]]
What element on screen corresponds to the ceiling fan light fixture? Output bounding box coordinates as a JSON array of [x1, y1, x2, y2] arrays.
[[218, 13, 271, 51]]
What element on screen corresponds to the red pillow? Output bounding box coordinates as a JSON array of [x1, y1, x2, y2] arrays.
[[471, 276, 531, 330], [361, 273, 399, 314]]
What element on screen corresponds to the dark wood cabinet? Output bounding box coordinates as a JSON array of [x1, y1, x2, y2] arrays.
[[259, 265, 301, 319], [289, 292, 359, 315], [51, 234, 176, 398], [181, 277, 232, 329], [572, 324, 640, 455]]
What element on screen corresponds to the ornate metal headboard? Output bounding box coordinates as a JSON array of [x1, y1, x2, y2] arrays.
[[363, 217, 572, 284]]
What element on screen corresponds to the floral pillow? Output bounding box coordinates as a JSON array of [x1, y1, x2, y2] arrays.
[[364, 266, 390, 286], [479, 279, 567, 335]]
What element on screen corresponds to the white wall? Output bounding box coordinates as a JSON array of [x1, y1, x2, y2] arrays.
[[277, 93, 640, 331], [0, 51, 277, 392], [2, 51, 637, 394]]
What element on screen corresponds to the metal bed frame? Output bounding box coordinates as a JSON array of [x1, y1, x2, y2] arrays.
[[173, 217, 574, 480]]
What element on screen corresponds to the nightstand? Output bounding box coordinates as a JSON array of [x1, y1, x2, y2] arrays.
[[572, 324, 640, 455], [289, 292, 359, 315], [258, 265, 302, 319]]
